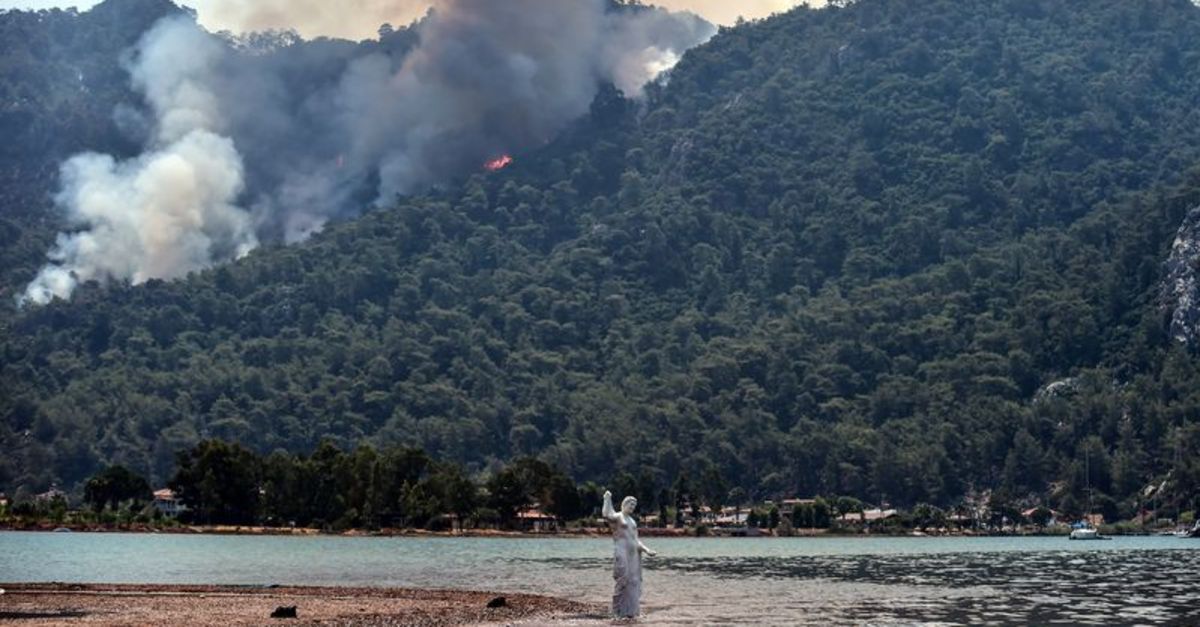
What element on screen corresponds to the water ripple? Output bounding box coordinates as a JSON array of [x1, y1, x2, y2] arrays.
[[532, 549, 1200, 625]]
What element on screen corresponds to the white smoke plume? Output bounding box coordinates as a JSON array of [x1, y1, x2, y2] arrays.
[[200, 0, 431, 40], [23, 0, 714, 304], [652, 0, 804, 26], [22, 17, 257, 305], [193, 0, 804, 38]]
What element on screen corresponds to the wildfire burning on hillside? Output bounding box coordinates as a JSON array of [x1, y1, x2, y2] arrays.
[[484, 154, 513, 172]]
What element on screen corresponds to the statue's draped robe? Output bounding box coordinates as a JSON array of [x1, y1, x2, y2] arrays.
[[610, 513, 642, 617]]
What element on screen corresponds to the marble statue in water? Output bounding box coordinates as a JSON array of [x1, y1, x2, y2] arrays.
[[602, 490, 657, 618]]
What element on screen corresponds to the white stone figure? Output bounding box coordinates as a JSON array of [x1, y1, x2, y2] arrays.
[[602, 489, 656, 618]]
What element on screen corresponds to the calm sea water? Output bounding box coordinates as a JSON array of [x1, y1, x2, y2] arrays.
[[1, 532, 1198, 625]]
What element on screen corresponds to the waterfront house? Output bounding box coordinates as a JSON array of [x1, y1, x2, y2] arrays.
[[517, 508, 558, 532], [1020, 507, 1061, 526], [34, 487, 67, 503], [780, 498, 816, 510], [714, 506, 748, 526], [780, 498, 818, 525], [436, 512, 463, 532], [1131, 509, 1156, 526], [838, 508, 899, 524], [152, 488, 184, 517]]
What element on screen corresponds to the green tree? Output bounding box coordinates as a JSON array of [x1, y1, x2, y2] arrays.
[[83, 465, 152, 512], [169, 440, 261, 525]]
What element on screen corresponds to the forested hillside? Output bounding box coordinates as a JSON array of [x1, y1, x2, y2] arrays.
[[4, 0, 1200, 522]]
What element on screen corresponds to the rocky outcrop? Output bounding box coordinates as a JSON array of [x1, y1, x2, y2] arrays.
[[1160, 205, 1200, 347], [659, 134, 695, 186], [1033, 377, 1078, 404]]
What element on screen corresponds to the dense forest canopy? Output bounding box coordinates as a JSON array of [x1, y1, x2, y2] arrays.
[[3, 0, 1200, 523]]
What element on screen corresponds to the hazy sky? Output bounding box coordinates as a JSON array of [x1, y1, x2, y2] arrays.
[[0, 0, 810, 39]]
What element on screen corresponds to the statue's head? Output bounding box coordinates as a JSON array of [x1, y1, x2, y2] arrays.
[[621, 496, 637, 515]]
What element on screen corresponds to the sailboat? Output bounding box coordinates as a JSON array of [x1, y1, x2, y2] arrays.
[[1069, 525, 1103, 540], [1069, 446, 1109, 540]]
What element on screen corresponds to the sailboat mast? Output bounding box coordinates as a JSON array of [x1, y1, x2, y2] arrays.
[[1085, 444, 1092, 523], [1174, 429, 1182, 526]]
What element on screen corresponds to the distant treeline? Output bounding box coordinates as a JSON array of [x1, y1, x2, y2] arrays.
[[169, 440, 596, 529], [4, 439, 861, 530], [137, 439, 830, 529], [0, 439, 884, 530], [8, 439, 1195, 534]]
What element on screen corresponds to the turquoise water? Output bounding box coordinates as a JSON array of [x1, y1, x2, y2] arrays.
[[2, 532, 1198, 624]]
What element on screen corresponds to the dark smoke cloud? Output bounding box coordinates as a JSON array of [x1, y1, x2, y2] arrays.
[[23, 0, 714, 304]]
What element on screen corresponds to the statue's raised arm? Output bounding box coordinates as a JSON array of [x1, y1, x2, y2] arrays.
[[602, 490, 620, 522]]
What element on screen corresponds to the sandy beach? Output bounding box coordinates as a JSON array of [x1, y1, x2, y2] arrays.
[[0, 584, 599, 626]]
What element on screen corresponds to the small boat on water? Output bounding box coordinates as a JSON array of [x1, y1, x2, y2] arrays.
[[1068, 526, 1109, 540]]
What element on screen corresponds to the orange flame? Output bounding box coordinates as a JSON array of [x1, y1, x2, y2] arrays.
[[484, 154, 513, 172]]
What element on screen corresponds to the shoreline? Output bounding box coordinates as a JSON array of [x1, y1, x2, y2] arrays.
[[0, 583, 599, 626], [1, 522, 1093, 538]]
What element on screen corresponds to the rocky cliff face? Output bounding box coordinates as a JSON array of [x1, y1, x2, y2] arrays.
[[1161, 205, 1200, 347], [1033, 377, 1078, 404]]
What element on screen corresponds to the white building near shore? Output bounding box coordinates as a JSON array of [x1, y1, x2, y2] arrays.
[[152, 488, 184, 517]]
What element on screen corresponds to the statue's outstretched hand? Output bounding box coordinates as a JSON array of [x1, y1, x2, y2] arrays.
[[603, 490, 612, 500], [645, 549, 658, 557]]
